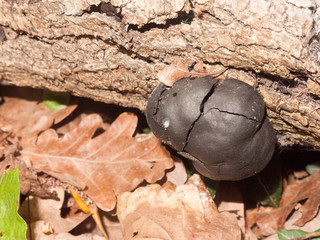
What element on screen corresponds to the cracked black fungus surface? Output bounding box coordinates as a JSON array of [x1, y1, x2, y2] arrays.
[[146, 77, 276, 180]]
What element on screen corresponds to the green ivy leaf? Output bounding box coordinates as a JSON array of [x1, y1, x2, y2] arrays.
[[0, 168, 27, 240], [306, 161, 320, 175], [277, 229, 320, 240], [43, 90, 70, 111]]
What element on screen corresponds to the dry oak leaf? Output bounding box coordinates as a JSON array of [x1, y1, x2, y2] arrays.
[[247, 170, 320, 238], [117, 174, 241, 240], [0, 93, 77, 139], [0, 130, 53, 198], [21, 112, 174, 211]]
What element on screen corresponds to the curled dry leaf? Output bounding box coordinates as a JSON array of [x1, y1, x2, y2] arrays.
[[117, 174, 241, 240], [21, 112, 174, 211], [284, 207, 320, 233], [157, 60, 191, 86], [157, 60, 227, 86], [247, 171, 320, 238], [193, 61, 207, 73]]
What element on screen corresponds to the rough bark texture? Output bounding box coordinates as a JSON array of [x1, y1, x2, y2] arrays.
[[0, 0, 319, 149]]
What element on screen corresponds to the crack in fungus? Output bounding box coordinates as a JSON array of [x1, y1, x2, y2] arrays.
[[182, 80, 221, 152], [153, 86, 168, 116], [204, 106, 261, 123]]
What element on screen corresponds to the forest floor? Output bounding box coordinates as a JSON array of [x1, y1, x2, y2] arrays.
[[0, 85, 320, 240]]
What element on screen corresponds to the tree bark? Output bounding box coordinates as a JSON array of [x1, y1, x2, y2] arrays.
[[0, 0, 319, 149]]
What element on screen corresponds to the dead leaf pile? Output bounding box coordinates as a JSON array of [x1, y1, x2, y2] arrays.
[[0, 87, 184, 239], [117, 174, 241, 240], [247, 170, 320, 238], [0, 129, 54, 198], [0, 88, 77, 139], [1, 86, 320, 240], [21, 112, 174, 211], [19, 186, 90, 236]]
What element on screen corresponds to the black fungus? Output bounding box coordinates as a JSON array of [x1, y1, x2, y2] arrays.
[[146, 77, 276, 180]]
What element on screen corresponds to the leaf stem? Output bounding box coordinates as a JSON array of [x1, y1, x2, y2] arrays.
[[68, 185, 109, 240]]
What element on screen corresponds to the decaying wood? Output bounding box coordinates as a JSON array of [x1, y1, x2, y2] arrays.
[[0, 0, 319, 148]]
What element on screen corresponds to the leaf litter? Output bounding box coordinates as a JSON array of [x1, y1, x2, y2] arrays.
[[247, 170, 320, 238], [21, 112, 174, 211], [19, 186, 90, 234], [117, 174, 241, 240], [1, 86, 320, 239], [0, 87, 77, 140], [0, 129, 54, 198]]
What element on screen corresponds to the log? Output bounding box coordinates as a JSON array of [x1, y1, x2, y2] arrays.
[[0, 0, 319, 149]]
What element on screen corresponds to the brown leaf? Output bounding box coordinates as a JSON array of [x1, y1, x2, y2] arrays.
[[0, 94, 77, 138], [193, 61, 207, 73], [0, 130, 19, 158], [157, 60, 228, 86], [157, 60, 191, 86], [101, 214, 123, 240], [165, 155, 187, 186], [19, 186, 90, 234], [0, 130, 53, 197], [217, 182, 245, 234], [294, 194, 320, 226], [117, 174, 241, 240], [21, 112, 174, 211], [28, 221, 105, 240], [284, 207, 320, 232], [293, 169, 309, 179], [247, 171, 320, 238]]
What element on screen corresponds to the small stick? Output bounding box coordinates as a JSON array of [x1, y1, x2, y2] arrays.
[[0, 132, 13, 144]]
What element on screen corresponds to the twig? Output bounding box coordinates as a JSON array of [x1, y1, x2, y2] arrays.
[[0, 132, 13, 144]]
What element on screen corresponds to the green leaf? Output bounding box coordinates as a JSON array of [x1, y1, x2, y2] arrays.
[[142, 128, 151, 134], [186, 169, 194, 180], [238, 157, 282, 207], [306, 161, 320, 175], [0, 168, 27, 240], [43, 90, 70, 111], [277, 229, 320, 240]]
